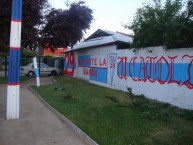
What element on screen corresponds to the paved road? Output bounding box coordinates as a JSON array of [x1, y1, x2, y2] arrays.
[[0, 77, 88, 145]]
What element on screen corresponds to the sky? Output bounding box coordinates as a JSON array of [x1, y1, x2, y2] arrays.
[[47, 0, 149, 38]]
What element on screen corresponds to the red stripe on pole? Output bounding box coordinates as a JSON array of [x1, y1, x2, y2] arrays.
[[10, 47, 20, 50], [11, 19, 22, 22], [8, 82, 20, 86]]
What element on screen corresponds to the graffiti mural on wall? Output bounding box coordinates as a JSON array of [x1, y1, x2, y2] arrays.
[[109, 53, 117, 85], [64, 52, 75, 77], [65, 51, 193, 89], [116, 55, 193, 89], [78, 55, 108, 83]]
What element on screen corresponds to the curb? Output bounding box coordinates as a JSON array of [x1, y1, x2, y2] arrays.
[[29, 87, 99, 145]]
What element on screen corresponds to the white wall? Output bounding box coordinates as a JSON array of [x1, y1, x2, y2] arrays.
[[64, 46, 193, 110]]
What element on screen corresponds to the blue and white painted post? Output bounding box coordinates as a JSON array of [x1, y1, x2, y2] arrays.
[[33, 57, 40, 86], [7, 0, 22, 120]]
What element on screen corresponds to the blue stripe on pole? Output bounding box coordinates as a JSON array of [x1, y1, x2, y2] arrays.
[[35, 68, 39, 77], [11, 0, 22, 20], [8, 49, 20, 84]]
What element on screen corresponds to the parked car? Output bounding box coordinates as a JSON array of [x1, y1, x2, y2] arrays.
[[20, 63, 62, 76]]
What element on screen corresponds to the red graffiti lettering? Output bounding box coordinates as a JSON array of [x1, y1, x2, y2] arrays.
[[103, 58, 107, 66], [129, 57, 137, 81], [145, 56, 157, 83], [110, 63, 115, 68], [117, 57, 127, 80], [83, 68, 97, 77], [138, 57, 146, 82], [116, 54, 193, 89], [155, 56, 170, 84], [91, 58, 97, 66], [99, 58, 106, 66], [168, 56, 181, 85], [64, 52, 75, 77], [182, 55, 193, 89]]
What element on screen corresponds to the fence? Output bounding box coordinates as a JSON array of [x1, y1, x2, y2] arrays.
[[0, 56, 64, 77]]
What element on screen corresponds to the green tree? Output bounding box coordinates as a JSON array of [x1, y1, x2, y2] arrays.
[[41, 1, 93, 51], [126, 0, 193, 49], [0, 0, 12, 54], [1, 0, 93, 53], [21, 50, 35, 58], [22, 0, 49, 51], [0, 0, 49, 54]]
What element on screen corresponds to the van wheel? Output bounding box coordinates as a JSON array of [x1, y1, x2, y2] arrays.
[[51, 71, 57, 76]]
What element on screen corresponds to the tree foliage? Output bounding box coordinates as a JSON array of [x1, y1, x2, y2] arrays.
[[1, 0, 93, 53], [0, 0, 12, 53], [126, 0, 193, 49], [0, 0, 49, 53], [41, 1, 93, 51], [21, 49, 35, 58], [22, 0, 49, 50]]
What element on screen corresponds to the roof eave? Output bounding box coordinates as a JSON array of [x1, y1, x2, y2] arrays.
[[64, 41, 130, 53]]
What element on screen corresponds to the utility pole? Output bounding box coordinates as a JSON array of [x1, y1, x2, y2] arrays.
[[7, 0, 22, 120]]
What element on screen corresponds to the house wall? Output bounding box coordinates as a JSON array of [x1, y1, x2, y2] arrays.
[[64, 46, 193, 110]]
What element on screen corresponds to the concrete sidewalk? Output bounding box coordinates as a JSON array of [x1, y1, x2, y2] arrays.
[[0, 77, 88, 145]]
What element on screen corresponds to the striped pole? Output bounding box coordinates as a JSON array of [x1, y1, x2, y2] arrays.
[[33, 57, 40, 86], [7, 0, 22, 120]]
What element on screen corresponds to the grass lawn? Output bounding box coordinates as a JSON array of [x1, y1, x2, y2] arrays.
[[0, 76, 33, 84], [32, 76, 193, 145]]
